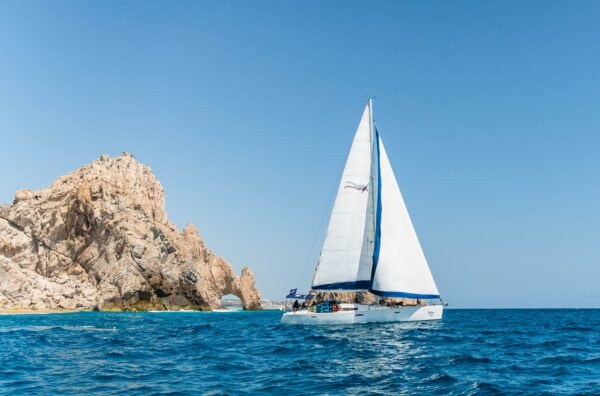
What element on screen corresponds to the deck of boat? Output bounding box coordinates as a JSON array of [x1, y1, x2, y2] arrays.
[[281, 304, 443, 325]]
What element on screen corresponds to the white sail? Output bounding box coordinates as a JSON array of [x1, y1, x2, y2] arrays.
[[370, 132, 440, 298], [311, 103, 374, 290], [282, 101, 444, 326]]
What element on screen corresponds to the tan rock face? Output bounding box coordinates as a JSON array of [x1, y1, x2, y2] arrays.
[[0, 153, 262, 311]]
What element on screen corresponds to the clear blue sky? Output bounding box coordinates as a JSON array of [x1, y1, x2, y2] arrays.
[[1, 1, 599, 307]]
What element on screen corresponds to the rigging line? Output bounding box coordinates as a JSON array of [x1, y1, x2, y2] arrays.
[[295, 177, 339, 291]]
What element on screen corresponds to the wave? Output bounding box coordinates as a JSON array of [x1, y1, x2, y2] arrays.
[[1, 309, 599, 394], [449, 355, 493, 364]]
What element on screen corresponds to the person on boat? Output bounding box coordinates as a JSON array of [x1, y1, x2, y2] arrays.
[[292, 299, 300, 312], [301, 301, 307, 309]]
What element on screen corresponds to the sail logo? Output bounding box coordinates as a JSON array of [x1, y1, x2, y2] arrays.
[[344, 181, 368, 193]]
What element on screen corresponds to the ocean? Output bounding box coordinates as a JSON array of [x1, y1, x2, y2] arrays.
[[1, 309, 599, 395]]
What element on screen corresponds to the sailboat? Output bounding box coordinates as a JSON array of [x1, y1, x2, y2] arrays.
[[281, 99, 443, 325]]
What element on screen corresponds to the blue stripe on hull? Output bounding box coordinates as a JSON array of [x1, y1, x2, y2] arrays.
[[312, 280, 372, 290], [370, 289, 440, 299]]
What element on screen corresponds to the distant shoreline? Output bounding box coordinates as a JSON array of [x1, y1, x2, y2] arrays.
[[0, 308, 81, 315], [0, 307, 282, 315], [3, 307, 593, 315]]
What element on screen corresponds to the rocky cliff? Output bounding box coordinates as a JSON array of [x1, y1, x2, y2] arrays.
[[0, 153, 261, 311]]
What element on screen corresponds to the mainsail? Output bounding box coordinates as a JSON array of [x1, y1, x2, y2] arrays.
[[311, 100, 440, 299], [311, 103, 374, 290]]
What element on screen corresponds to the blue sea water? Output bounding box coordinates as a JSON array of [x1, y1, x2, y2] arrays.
[[1, 309, 599, 395]]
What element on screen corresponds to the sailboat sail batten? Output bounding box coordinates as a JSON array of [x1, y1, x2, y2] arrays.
[[311, 104, 375, 291], [369, 135, 440, 298]]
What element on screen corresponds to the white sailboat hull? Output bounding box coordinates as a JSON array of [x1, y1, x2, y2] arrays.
[[281, 304, 443, 325]]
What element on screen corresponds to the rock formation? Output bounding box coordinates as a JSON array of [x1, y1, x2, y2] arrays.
[[0, 153, 261, 311]]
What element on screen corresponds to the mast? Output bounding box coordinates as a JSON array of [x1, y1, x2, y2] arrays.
[[368, 98, 373, 138], [368, 97, 375, 223]]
